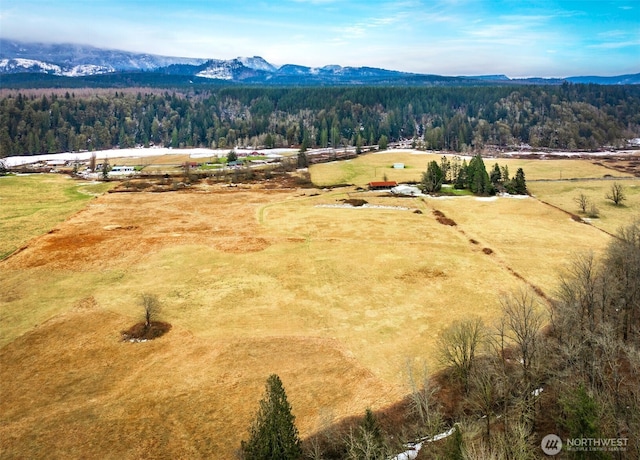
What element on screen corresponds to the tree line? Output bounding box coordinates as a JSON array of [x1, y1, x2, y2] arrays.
[[421, 154, 527, 195], [241, 220, 640, 459], [2, 84, 640, 157]]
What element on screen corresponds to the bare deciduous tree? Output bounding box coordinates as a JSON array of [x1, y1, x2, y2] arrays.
[[500, 291, 544, 390], [469, 362, 501, 447], [604, 220, 640, 342], [405, 360, 442, 434], [605, 182, 626, 206], [438, 317, 485, 393], [140, 293, 161, 329], [345, 409, 388, 460], [574, 193, 590, 213]]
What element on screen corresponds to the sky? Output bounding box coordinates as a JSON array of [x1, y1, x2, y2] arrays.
[[1, 0, 639, 78]]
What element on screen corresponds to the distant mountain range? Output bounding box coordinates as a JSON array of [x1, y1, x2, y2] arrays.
[[1, 39, 639, 87]]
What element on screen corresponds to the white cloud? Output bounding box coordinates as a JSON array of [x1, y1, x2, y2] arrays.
[[588, 40, 640, 50]]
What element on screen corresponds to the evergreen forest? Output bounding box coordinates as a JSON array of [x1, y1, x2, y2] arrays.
[[2, 84, 640, 158]]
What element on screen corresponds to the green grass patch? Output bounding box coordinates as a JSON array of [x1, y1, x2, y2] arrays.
[[0, 175, 113, 259], [198, 164, 224, 170], [440, 186, 474, 196]]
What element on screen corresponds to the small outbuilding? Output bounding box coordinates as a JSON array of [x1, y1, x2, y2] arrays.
[[393, 163, 405, 169]]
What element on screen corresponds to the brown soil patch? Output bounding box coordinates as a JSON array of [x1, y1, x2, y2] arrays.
[[341, 198, 368, 207], [594, 155, 640, 177], [432, 209, 457, 226], [121, 321, 172, 341], [436, 216, 457, 226], [2, 185, 292, 271]]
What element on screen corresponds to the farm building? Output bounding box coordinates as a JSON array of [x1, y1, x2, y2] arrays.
[[109, 166, 136, 176], [368, 181, 398, 190]]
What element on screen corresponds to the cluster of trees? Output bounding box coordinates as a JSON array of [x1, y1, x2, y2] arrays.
[[241, 220, 640, 459], [421, 155, 527, 195], [2, 83, 639, 157], [574, 182, 628, 218]]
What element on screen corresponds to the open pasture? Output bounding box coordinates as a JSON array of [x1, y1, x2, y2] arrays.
[[0, 174, 113, 259], [528, 179, 640, 235], [309, 150, 636, 186], [0, 159, 631, 458]]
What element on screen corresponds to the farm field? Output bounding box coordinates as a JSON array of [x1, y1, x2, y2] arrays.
[[528, 179, 640, 235], [0, 153, 638, 458], [0, 174, 113, 259], [309, 150, 637, 187]]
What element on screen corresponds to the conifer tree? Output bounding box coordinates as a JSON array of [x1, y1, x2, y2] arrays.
[[421, 161, 444, 193], [347, 408, 387, 460], [490, 163, 502, 187], [378, 135, 388, 151], [454, 159, 468, 189], [241, 374, 302, 460], [513, 167, 527, 194], [467, 154, 492, 195]]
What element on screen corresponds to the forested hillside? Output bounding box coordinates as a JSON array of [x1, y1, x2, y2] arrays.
[[2, 84, 640, 157]]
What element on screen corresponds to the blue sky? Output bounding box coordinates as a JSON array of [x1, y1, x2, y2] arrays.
[[1, 0, 638, 77]]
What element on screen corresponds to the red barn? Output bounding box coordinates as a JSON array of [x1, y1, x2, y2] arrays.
[[368, 181, 398, 190]]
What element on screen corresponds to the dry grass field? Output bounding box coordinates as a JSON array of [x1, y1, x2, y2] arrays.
[[309, 150, 637, 186], [1, 152, 638, 458]]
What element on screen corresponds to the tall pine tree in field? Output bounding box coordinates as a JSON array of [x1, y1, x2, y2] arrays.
[[241, 374, 302, 460], [467, 154, 493, 195], [513, 167, 528, 195]]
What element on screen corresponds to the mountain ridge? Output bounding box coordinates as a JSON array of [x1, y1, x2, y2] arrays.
[[1, 39, 639, 86]]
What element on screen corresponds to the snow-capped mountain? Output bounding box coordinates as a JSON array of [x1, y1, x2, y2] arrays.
[[195, 58, 274, 80], [238, 56, 277, 73], [0, 57, 114, 77], [1, 39, 639, 86], [0, 39, 206, 77]]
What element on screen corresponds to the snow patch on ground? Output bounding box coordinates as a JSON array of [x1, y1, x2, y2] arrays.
[[391, 427, 456, 460], [315, 204, 410, 211], [532, 387, 544, 397], [3, 147, 298, 167], [502, 149, 638, 157]]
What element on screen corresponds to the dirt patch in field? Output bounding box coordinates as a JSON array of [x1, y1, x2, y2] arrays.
[[432, 209, 457, 226], [2, 185, 297, 271], [121, 321, 172, 341], [340, 198, 368, 207], [594, 155, 640, 177]]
